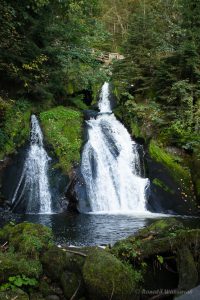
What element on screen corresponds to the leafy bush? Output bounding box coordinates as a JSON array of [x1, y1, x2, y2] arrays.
[[0, 129, 8, 150], [0, 98, 31, 159], [0, 275, 38, 291]]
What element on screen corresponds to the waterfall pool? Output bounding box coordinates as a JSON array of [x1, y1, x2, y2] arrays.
[[0, 212, 199, 246]]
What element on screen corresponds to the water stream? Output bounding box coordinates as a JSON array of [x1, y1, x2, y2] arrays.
[[11, 115, 52, 214]]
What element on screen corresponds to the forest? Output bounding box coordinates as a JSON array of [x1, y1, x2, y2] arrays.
[[0, 0, 200, 300]]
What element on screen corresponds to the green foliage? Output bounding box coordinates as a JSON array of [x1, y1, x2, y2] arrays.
[[0, 275, 38, 291], [40, 106, 83, 174], [69, 95, 89, 110], [112, 0, 200, 162], [0, 0, 108, 101], [156, 255, 164, 265], [0, 251, 42, 282], [112, 241, 140, 263], [0, 222, 53, 258], [0, 98, 31, 159]]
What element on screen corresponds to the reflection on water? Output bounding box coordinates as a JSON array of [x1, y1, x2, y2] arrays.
[[0, 212, 200, 246], [0, 213, 147, 246]]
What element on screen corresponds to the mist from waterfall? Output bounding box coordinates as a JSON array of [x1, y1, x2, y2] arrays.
[[11, 115, 52, 214], [80, 82, 149, 213]]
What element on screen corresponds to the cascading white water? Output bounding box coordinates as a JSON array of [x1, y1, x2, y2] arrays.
[[98, 82, 112, 113], [80, 82, 149, 213], [11, 115, 52, 214]]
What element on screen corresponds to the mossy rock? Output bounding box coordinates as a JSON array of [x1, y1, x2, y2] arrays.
[[177, 246, 198, 291], [60, 271, 85, 300], [111, 219, 200, 296], [41, 246, 86, 281], [0, 288, 29, 300], [39, 279, 55, 297], [41, 246, 67, 280], [147, 140, 199, 215], [40, 106, 83, 175], [0, 251, 42, 283], [0, 222, 53, 258], [152, 178, 175, 194], [64, 251, 85, 273], [191, 154, 200, 202], [111, 218, 184, 263], [111, 219, 200, 262], [82, 247, 141, 300], [149, 140, 193, 192], [137, 218, 184, 238], [0, 223, 14, 242]]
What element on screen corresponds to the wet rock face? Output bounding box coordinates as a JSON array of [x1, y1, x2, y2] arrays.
[[66, 170, 90, 213], [191, 154, 200, 203], [146, 156, 199, 216], [0, 157, 12, 208]]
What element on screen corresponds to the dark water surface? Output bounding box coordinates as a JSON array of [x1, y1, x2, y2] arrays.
[[0, 212, 200, 246]]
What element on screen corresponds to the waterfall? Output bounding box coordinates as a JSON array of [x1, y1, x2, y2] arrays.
[[98, 82, 112, 113], [11, 115, 52, 214], [80, 82, 149, 213]]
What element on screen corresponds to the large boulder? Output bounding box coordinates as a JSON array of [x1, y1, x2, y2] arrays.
[[41, 246, 86, 281], [41, 246, 86, 299], [0, 222, 53, 259], [60, 271, 85, 300], [41, 246, 67, 281], [177, 246, 198, 290], [83, 247, 141, 300]]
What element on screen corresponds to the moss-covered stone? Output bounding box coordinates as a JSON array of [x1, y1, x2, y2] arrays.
[[152, 178, 175, 194], [40, 106, 83, 174], [41, 246, 67, 281], [111, 219, 200, 296], [148, 140, 199, 214], [111, 219, 184, 264], [137, 218, 184, 238], [83, 247, 141, 300], [39, 280, 51, 297], [0, 251, 42, 282], [191, 154, 200, 203], [60, 271, 84, 300], [64, 251, 85, 274], [177, 246, 198, 291], [111, 219, 200, 262], [149, 140, 191, 184], [0, 222, 53, 258], [0, 288, 29, 300], [41, 246, 86, 283], [0, 220, 199, 299]]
